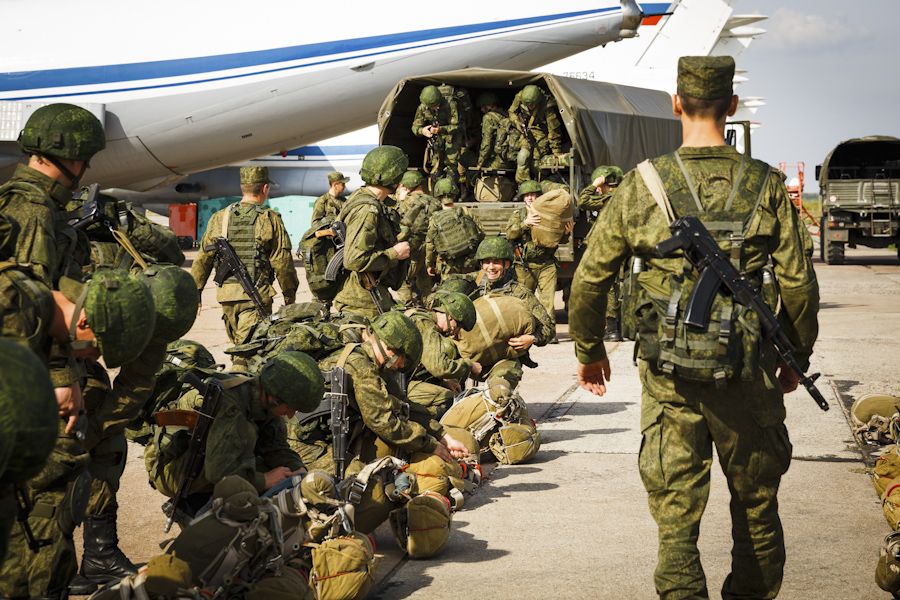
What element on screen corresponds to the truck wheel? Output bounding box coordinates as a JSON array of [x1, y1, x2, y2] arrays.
[[824, 238, 845, 265]]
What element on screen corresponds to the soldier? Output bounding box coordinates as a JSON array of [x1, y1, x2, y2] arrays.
[[475, 91, 514, 170], [505, 179, 574, 343], [191, 166, 299, 345], [470, 237, 554, 388], [424, 178, 484, 281], [145, 352, 324, 511], [570, 56, 819, 599], [405, 291, 480, 418], [395, 170, 440, 307], [412, 85, 463, 182], [311, 171, 350, 224], [334, 146, 410, 317], [508, 84, 564, 183]]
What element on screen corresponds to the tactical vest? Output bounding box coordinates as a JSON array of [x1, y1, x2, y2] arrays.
[[219, 202, 272, 288], [632, 152, 774, 386], [431, 207, 484, 260]]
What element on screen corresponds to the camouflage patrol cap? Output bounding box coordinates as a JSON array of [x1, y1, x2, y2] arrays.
[[0, 339, 57, 484], [431, 291, 477, 332], [518, 180, 542, 196], [400, 171, 426, 189], [475, 236, 515, 261], [138, 264, 200, 344], [0, 213, 20, 261], [59, 268, 156, 368], [521, 85, 543, 106], [475, 91, 498, 107], [259, 351, 325, 413], [370, 311, 423, 368], [327, 171, 350, 184], [18, 103, 106, 161], [360, 145, 409, 186], [433, 177, 459, 201], [240, 166, 274, 184], [590, 165, 624, 187], [677, 56, 735, 100], [420, 85, 443, 107]]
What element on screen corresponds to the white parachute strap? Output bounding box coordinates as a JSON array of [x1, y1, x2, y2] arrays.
[[636, 160, 676, 225], [117, 571, 151, 600]]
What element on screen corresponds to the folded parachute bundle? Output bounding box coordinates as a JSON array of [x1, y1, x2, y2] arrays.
[[88, 554, 195, 600], [389, 491, 453, 560], [528, 188, 574, 248], [290, 532, 379, 600], [455, 296, 534, 367], [851, 393, 900, 446]]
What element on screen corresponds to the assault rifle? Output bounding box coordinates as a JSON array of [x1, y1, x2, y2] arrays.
[[322, 221, 348, 284], [69, 184, 116, 231], [15, 483, 52, 552], [425, 110, 444, 187], [157, 371, 225, 532], [325, 367, 351, 481], [208, 236, 269, 319], [511, 242, 533, 279], [654, 215, 829, 411]]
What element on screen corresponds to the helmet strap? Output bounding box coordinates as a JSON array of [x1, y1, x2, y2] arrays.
[[370, 330, 400, 371], [42, 154, 88, 189], [66, 285, 98, 352]]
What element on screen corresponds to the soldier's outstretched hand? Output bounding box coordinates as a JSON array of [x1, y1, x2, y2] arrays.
[[578, 359, 611, 396], [439, 432, 471, 461]]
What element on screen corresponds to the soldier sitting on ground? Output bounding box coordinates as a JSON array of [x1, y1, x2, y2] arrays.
[[425, 178, 484, 282]]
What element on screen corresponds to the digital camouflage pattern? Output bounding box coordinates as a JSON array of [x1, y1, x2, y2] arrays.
[[419, 86, 443, 107], [569, 145, 819, 599], [431, 291, 476, 332], [400, 170, 426, 189], [508, 87, 563, 183], [517, 180, 542, 196], [359, 146, 409, 187], [370, 311, 423, 368], [0, 260, 54, 361], [137, 264, 200, 344], [425, 207, 484, 277], [411, 98, 462, 179], [474, 236, 514, 262], [396, 189, 440, 306], [18, 104, 106, 161], [578, 186, 615, 211], [240, 166, 274, 184], [477, 107, 515, 169], [328, 171, 350, 184], [591, 165, 623, 186], [433, 177, 458, 200], [311, 192, 345, 224], [677, 56, 735, 99], [259, 351, 326, 413]]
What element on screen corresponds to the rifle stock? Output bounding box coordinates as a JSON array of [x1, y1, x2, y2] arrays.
[[325, 367, 350, 481]]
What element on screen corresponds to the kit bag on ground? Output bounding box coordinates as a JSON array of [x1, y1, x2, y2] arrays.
[[875, 446, 900, 497], [529, 188, 574, 247], [431, 207, 484, 260], [300, 531, 378, 600], [455, 295, 534, 365], [388, 491, 452, 560], [851, 393, 900, 445], [883, 479, 900, 530]]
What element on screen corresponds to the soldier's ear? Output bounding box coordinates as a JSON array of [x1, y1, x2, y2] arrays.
[[672, 94, 683, 117], [727, 95, 739, 117]]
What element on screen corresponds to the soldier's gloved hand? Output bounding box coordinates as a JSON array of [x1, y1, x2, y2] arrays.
[[393, 241, 410, 260], [55, 382, 84, 434], [440, 433, 471, 460], [263, 466, 294, 490], [508, 334, 535, 352]]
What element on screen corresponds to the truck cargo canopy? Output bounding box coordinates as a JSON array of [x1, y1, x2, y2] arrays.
[[819, 136, 900, 186]]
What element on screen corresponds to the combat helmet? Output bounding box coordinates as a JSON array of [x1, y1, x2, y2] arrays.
[[400, 171, 426, 189], [431, 291, 477, 332], [360, 146, 409, 187], [19, 103, 106, 161], [60, 268, 156, 368], [521, 85, 544, 106], [369, 311, 423, 370], [518, 180, 542, 196], [166, 339, 218, 370], [433, 276, 477, 298], [433, 177, 459, 201], [0, 339, 58, 484], [259, 351, 325, 413], [475, 236, 515, 262], [419, 86, 443, 107], [475, 91, 498, 107], [138, 264, 200, 344], [591, 165, 624, 187]]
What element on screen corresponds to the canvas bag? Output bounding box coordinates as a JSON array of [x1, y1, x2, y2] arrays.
[[475, 175, 515, 202], [529, 188, 573, 247], [305, 531, 379, 600], [455, 295, 534, 366], [389, 491, 452, 559], [852, 393, 900, 445], [875, 446, 900, 497], [489, 420, 541, 464]]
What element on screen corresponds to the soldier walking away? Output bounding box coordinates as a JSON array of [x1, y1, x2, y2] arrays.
[[191, 166, 299, 346], [412, 85, 463, 184], [570, 56, 819, 599], [508, 85, 564, 184], [311, 171, 350, 224], [505, 180, 574, 343], [425, 178, 484, 282]]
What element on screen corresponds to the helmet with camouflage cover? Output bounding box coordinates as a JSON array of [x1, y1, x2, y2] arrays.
[[400, 171, 426, 189], [0, 339, 58, 484], [431, 291, 477, 332], [475, 236, 515, 262], [370, 311, 423, 369], [521, 85, 543, 106], [259, 351, 325, 413], [590, 165, 624, 187], [419, 85, 443, 107], [359, 146, 409, 187], [433, 177, 459, 200], [59, 268, 156, 368], [475, 91, 498, 107], [434, 276, 476, 298], [166, 339, 218, 370], [518, 180, 542, 196], [18, 103, 106, 161], [138, 264, 200, 344]]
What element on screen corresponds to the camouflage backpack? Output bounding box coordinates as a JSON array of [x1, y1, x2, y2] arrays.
[[431, 207, 484, 260]]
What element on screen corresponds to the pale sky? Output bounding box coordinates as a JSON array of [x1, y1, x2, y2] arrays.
[[736, 0, 900, 190]]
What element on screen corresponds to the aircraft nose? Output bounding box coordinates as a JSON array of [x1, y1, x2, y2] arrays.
[[619, 0, 643, 38]]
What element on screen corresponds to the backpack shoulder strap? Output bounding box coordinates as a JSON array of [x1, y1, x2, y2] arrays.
[[637, 160, 676, 224], [336, 342, 361, 369]]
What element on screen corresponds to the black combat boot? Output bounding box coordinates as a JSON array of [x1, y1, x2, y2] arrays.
[[603, 317, 623, 342], [69, 513, 137, 595]]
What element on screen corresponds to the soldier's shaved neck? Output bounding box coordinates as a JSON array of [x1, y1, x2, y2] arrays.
[[365, 184, 393, 201], [673, 93, 739, 148]]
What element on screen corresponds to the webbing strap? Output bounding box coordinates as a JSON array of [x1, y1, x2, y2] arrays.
[[221, 375, 251, 390], [336, 342, 360, 370], [636, 160, 676, 224], [474, 312, 499, 364], [673, 153, 704, 212], [724, 155, 747, 211], [111, 228, 148, 271], [221, 203, 238, 238]]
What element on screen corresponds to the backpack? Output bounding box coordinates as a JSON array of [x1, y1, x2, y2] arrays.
[[431, 207, 484, 260], [489, 110, 521, 164], [388, 491, 452, 559], [629, 154, 774, 386], [851, 393, 900, 446]]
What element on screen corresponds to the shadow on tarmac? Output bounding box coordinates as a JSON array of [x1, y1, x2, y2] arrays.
[[540, 427, 631, 444]]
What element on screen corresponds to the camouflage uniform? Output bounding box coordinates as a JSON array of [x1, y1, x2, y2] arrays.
[[570, 140, 819, 598], [311, 192, 344, 224], [396, 190, 440, 306], [424, 207, 484, 278], [192, 198, 299, 345], [412, 97, 463, 180], [508, 87, 564, 183], [477, 107, 514, 169], [578, 187, 615, 212], [146, 375, 304, 497]]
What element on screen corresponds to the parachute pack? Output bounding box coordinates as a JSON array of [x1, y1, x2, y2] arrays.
[[431, 207, 484, 260]]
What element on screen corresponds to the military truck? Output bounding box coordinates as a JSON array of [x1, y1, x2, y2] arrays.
[[376, 68, 682, 306], [817, 136, 900, 264]]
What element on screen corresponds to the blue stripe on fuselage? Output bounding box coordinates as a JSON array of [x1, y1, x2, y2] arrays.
[[0, 8, 617, 98]]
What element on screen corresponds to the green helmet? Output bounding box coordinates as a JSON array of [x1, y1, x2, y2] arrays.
[[60, 268, 156, 368], [370, 311, 423, 368], [166, 339, 217, 370], [138, 264, 200, 344], [18, 103, 106, 161], [431, 291, 477, 332], [433, 276, 477, 298], [518, 180, 542, 196], [259, 351, 325, 413], [521, 85, 543, 106], [359, 145, 409, 186], [0, 339, 58, 484], [433, 177, 459, 200], [590, 165, 624, 187], [419, 85, 443, 107], [475, 236, 515, 262], [400, 171, 426, 189], [475, 91, 498, 107]]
